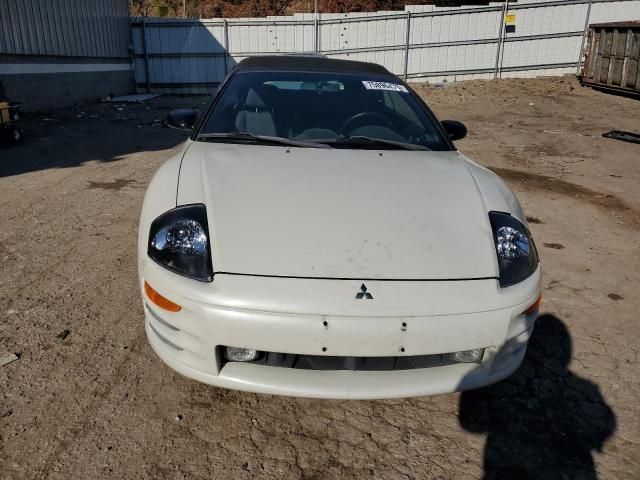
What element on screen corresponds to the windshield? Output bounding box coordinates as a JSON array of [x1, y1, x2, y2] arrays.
[[199, 71, 451, 151]]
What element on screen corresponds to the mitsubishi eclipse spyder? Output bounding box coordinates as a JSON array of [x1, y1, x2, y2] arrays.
[[138, 56, 541, 399]]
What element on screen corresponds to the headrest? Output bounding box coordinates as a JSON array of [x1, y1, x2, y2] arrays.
[[245, 88, 266, 109], [244, 84, 278, 110]]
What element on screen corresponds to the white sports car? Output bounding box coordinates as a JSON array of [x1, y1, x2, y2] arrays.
[[139, 56, 541, 399]]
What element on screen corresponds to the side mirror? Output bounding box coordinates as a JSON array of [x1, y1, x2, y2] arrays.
[[441, 120, 467, 141], [165, 109, 201, 131]]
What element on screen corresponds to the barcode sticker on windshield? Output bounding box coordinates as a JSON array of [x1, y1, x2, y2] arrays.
[[362, 81, 408, 93]]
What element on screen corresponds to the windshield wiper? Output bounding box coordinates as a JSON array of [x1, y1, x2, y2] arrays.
[[330, 136, 430, 151], [196, 132, 330, 149]]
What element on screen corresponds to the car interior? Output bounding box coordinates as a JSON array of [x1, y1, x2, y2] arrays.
[[205, 74, 445, 148]]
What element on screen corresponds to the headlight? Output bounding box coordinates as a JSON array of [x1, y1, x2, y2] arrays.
[[489, 211, 538, 287], [148, 204, 213, 282]]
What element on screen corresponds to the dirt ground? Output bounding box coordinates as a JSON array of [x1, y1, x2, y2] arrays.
[[1, 77, 639, 480]]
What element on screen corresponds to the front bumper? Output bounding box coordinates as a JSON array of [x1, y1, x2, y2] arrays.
[[141, 262, 541, 399]]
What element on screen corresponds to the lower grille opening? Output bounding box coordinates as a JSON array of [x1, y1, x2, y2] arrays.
[[220, 349, 474, 371]]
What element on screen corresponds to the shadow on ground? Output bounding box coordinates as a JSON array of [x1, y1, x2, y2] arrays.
[[0, 96, 209, 178], [459, 314, 616, 480]]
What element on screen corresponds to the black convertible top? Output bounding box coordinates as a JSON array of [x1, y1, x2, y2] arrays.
[[236, 55, 392, 76]]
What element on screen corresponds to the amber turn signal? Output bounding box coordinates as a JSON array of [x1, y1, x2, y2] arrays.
[[144, 281, 181, 312], [524, 294, 542, 315]]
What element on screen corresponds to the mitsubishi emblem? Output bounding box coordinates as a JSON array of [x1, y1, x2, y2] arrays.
[[355, 283, 373, 299]]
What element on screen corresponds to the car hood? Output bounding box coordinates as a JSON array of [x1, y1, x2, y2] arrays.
[[177, 142, 501, 280]]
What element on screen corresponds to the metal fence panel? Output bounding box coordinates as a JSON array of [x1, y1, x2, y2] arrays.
[[590, 0, 640, 23], [0, 0, 130, 58], [323, 16, 406, 51], [229, 21, 313, 54], [498, 1, 589, 77], [131, 0, 640, 92]]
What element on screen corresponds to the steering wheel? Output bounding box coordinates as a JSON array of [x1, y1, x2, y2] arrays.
[[401, 124, 427, 144], [339, 112, 393, 136]]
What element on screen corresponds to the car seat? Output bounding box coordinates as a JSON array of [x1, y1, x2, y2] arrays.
[[234, 86, 278, 137]]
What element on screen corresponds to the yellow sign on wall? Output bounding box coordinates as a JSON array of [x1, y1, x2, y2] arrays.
[[505, 11, 516, 26]]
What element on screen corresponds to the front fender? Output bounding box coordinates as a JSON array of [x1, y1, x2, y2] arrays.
[[138, 140, 193, 277], [462, 155, 528, 226]]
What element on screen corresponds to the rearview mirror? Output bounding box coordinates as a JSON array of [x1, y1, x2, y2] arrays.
[[165, 109, 201, 131], [441, 120, 467, 141]]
